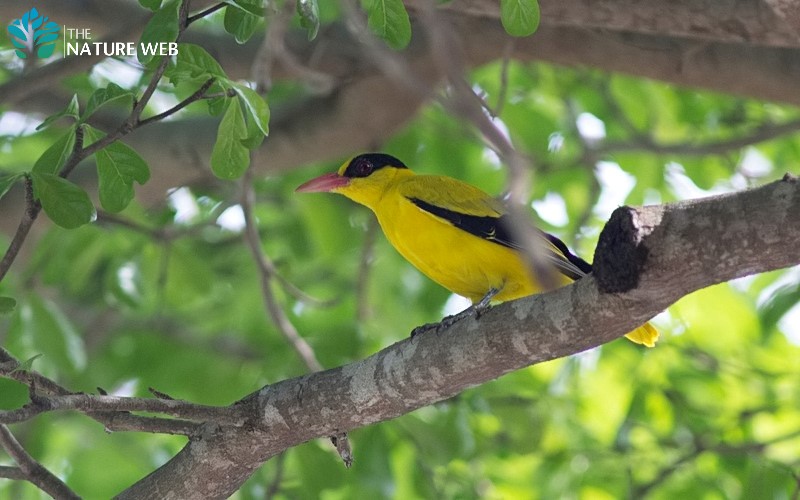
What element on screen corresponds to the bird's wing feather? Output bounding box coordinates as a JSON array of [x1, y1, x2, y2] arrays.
[[399, 175, 592, 281], [397, 175, 506, 217]]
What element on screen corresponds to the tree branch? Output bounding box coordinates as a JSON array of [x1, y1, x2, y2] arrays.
[[599, 118, 800, 157], [117, 177, 800, 497], [0, 425, 80, 499], [241, 166, 324, 373], [0, 350, 203, 436]]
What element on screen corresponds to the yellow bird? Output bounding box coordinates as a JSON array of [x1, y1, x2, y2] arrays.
[[297, 153, 658, 347]]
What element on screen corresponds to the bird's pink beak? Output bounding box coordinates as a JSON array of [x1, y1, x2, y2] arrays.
[[295, 172, 350, 193]]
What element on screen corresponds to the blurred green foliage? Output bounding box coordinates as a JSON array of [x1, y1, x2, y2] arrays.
[[1, 1, 799, 498]]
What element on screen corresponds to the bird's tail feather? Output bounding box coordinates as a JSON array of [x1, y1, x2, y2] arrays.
[[624, 322, 659, 347]]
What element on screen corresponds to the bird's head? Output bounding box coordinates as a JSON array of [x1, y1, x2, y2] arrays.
[[296, 153, 411, 208]]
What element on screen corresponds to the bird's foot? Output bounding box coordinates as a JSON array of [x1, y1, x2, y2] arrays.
[[410, 288, 499, 337]]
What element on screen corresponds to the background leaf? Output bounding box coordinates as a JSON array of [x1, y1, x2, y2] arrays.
[[0, 174, 24, 202], [500, 0, 540, 37], [233, 83, 270, 137], [94, 141, 152, 212], [82, 83, 135, 121], [33, 127, 77, 175], [37, 94, 80, 131], [224, 0, 262, 44], [30, 172, 96, 229], [139, 0, 163, 11], [166, 44, 229, 85], [138, 0, 180, 64], [297, 0, 321, 40], [211, 98, 250, 179], [362, 0, 412, 50], [0, 297, 17, 315]]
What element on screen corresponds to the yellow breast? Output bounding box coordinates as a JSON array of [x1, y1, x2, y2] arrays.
[[373, 187, 563, 303]]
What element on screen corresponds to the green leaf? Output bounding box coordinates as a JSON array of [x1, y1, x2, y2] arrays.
[[207, 96, 227, 116], [33, 127, 77, 175], [241, 105, 266, 149], [138, 0, 180, 64], [211, 98, 250, 179], [224, 0, 265, 17], [362, 0, 411, 50], [233, 83, 269, 137], [36, 94, 80, 131], [81, 123, 106, 148], [139, 0, 163, 10], [166, 44, 228, 86], [31, 172, 96, 229], [297, 0, 320, 40], [94, 141, 151, 212], [0, 297, 17, 315], [500, 0, 540, 37], [224, 0, 261, 44], [82, 83, 135, 121], [0, 173, 24, 202], [13, 354, 42, 372]]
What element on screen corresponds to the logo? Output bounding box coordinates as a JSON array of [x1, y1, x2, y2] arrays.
[[7, 7, 60, 59]]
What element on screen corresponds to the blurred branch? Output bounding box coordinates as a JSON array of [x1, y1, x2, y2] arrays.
[[241, 165, 323, 372], [599, 118, 800, 156], [406, 0, 800, 48], [242, 163, 354, 465], [563, 99, 603, 246], [0, 466, 26, 480], [417, 3, 560, 290], [0, 425, 80, 499], [264, 452, 287, 499], [633, 428, 800, 497]]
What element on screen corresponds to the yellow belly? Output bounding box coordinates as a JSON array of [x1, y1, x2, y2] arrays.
[[374, 195, 569, 303]]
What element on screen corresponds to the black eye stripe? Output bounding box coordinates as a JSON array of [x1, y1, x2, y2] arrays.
[[343, 153, 408, 178]]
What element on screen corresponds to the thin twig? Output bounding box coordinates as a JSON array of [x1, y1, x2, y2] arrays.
[[0, 425, 80, 499], [137, 77, 217, 127], [187, 2, 227, 25], [241, 164, 323, 372], [0, 465, 26, 480], [264, 452, 287, 499], [1, 349, 202, 435], [0, 394, 244, 426], [491, 40, 515, 118], [0, 176, 39, 283]]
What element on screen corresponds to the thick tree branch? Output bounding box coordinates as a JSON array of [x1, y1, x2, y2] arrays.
[[409, 0, 800, 47], [72, 15, 800, 210], [118, 177, 800, 498]]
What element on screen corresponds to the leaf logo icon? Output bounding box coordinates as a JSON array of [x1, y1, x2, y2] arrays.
[[7, 8, 60, 59]]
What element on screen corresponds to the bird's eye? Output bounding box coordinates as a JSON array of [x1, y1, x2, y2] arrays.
[[353, 158, 373, 177]]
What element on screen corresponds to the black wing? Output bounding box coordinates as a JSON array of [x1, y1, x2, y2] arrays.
[[407, 196, 592, 280]]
